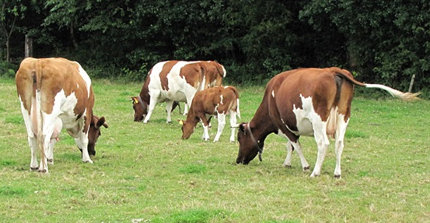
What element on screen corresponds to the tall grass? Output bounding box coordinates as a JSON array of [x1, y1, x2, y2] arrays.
[[0, 77, 429, 222]]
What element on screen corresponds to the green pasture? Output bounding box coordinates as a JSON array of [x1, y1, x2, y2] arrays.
[[0, 77, 429, 222]]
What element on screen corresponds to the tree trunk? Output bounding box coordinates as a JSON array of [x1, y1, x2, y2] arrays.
[[6, 39, 10, 62], [70, 24, 78, 49], [25, 34, 33, 58]]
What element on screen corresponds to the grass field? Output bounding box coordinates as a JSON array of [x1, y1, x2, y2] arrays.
[[0, 77, 429, 222]]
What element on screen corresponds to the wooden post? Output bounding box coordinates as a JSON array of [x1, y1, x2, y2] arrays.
[[408, 74, 415, 92], [25, 34, 33, 58]]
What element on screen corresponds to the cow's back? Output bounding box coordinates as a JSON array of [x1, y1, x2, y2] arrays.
[[16, 57, 93, 117]]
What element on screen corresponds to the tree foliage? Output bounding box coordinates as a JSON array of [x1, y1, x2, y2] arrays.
[[0, 0, 429, 91]]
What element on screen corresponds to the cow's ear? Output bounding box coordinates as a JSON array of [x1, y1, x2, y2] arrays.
[[239, 123, 246, 135], [96, 117, 108, 129]]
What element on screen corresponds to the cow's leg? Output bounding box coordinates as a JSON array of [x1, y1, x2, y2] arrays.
[[183, 104, 189, 115], [27, 136, 39, 170], [311, 120, 330, 177], [165, 100, 174, 123], [334, 116, 349, 178], [214, 113, 226, 142], [143, 92, 160, 123], [229, 111, 238, 142], [199, 115, 210, 141], [289, 140, 310, 171], [283, 141, 293, 167], [46, 138, 56, 165], [77, 130, 93, 163], [20, 103, 39, 170], [47, 118, 62, 165], [38, 113, 59, 172]]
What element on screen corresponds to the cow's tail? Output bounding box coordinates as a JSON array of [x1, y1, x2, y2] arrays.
[[221, 65, 226, 78], [335, 69, 420, 101], [34, 60, 46, 171], [214, 61, 226, 78]]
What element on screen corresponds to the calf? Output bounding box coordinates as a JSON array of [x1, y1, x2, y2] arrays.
[[15, 57, 108, 173], [181, 86, 240, 142], [236, 67, 419, 178], [132, 60, 226, 123]]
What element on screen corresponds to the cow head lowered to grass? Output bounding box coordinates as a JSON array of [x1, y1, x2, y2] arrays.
[[86, 116, 109, 156], [15, 57, 109, 173], [236, 67, 419, 178], [131, 95, 148, 122]]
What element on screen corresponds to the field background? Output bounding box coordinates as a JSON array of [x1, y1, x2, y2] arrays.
[[0, 77, 429, 222]]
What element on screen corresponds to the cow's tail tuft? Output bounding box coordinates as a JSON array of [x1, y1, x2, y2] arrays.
[[364, 84, 420, 101]]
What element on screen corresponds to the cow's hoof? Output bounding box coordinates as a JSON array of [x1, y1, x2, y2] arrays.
[[30, 167, 39, 171], [334, 174, 341, 179], [283, 164, 292, 168], [38, 169, 47, 173], [303, 166, 310, 171], [310, 172, 319, 177], [47, 159, 54, 164], [83, 160, 94, 164]]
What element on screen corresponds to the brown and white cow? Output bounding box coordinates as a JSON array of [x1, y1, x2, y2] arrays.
[[132, 60, 226, 123], [236, 67, 419, 178], [15, 57, 108, 173], [181, 86, 240, 142]]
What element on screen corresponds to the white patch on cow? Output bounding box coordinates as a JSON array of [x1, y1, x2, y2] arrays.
[[272, 90, 275, 98], [76, 63, 91, 98], [76, 83, 79, 89], [214, 112, 226, 142], [220, 95, 224, 105], [200, 75, 206, 91], [202, 125, 210, 141], [57, 91, 79, 130], [291, 95, 318, 136]]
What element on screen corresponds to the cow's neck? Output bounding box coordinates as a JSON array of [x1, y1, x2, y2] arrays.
[[248, 101, 276, 144], [186, 108, 200, 126], [139, 81, 150, 104]]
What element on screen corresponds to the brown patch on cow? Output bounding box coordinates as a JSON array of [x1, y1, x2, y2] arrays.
[[159, 61, 178, 91], [180, 63, 204, 88]]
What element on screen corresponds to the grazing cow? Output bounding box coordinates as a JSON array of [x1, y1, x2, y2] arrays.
[[15, 57, 108, 173], [131, 60, 226, 123], [181, 86, 240, 142], [236, 67, 419, 178]]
